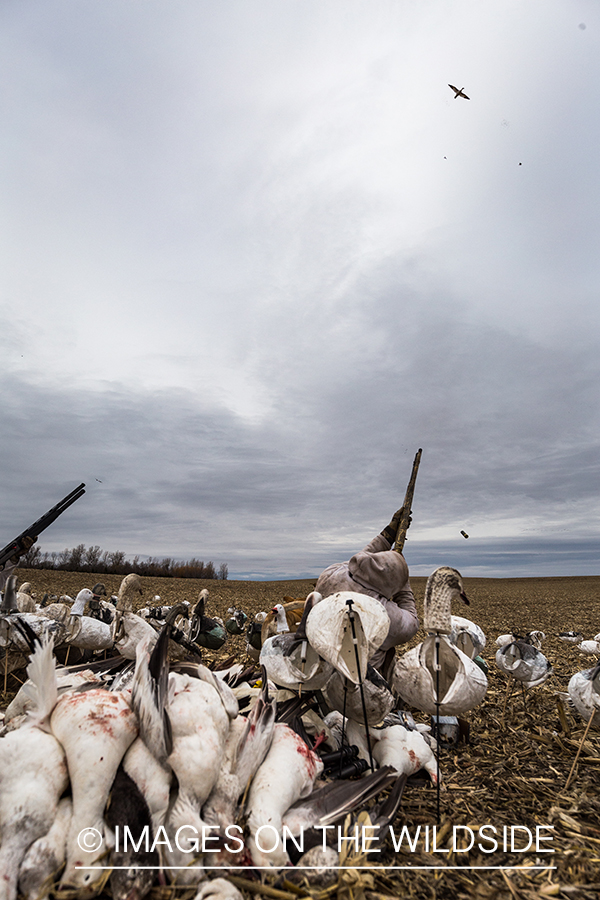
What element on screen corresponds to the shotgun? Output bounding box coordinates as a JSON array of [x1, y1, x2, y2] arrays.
[[0, 482, 86, 569], [394, 449, 422, 553]]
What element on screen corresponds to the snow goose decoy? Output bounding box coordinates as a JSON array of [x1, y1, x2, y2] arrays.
[[559, 631, 584, 643], [111, 574, 161, 660], [568, 661, 600, 723], [305, 590, 390, 683], [448, 614, 486, 659], [261, 599, 306, 644], [392, 567, 487, 716], [225, 606, 249, 635], [525, 630, 546, 650], [188, 589, 227, 650], [15, 581, 36, 613], [495, 639, 552, 689], [245, 611, 266, 661], [578, 639, 600, 655], [0, 636, 69, 900], [259, 592, 333, 692], [59, 588, 114, 651]]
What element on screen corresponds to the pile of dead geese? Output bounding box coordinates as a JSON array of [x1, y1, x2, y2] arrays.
[[0, 567, 598, 900]]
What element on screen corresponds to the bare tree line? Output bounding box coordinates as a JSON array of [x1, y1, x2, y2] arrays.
[[20, 542, 228, 580]]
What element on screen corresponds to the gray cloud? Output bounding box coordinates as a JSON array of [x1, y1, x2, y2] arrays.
[[1, 2, 599, 578]]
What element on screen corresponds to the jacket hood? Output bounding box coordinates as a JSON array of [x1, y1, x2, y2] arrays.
[[348, 549, 408, 600]]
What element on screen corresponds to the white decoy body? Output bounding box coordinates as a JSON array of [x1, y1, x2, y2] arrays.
[[496, 633, 516, 647], [372, 724, 439, 783], [559, 631, 584, 643], [0, 638, 69, 900], [393, 634, 488, 716], [568, 662, 600, 722], [18, 797, 72, 900], [58, 588, 114, 651], [526, 631, 546, 650], [393, 567, 487, 716], [245, 722, 324, 867], [111, 573, 157, 659], [259, 592, 333, 692], [449, 615, 486, 659], [51, 687, 138, 889], [495, 640, 552, 688], [578, 640, 600, 655], [305, 591, 389, 683], [15, 583, 36, 613], [113, 611, 158, 659]]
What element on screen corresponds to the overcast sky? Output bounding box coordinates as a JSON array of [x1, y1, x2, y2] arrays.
[[1, 1, 599, 579]]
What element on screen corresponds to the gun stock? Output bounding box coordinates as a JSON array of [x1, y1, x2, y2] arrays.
[[394, 449, 422, 553], [0, 483, 86, 569]]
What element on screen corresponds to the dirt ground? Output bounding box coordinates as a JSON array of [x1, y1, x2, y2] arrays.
[[2, 569, 600, 900]]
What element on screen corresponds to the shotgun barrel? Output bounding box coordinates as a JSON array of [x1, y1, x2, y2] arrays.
[[0, 482, 86, 569], [394, 449, 422, 553]]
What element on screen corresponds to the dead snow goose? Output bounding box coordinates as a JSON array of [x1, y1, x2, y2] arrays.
[[203, 673, 276, 831], [372, 724, 439, 783], [245, 722, 324, 867], [51, 686, 138, 890], [161, 669, 236, 879], [0, 636, 69, 900], [18, 796, 72, 900]]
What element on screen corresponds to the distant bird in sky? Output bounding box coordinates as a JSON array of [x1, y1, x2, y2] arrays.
[[449, 84, 470, 100]]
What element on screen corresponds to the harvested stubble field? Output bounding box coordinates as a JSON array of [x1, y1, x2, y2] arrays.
[[2, 569, 600, 900]]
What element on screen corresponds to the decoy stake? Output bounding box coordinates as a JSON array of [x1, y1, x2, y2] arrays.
[[345, 598, 375, 772], [565, 707, 596, 790]]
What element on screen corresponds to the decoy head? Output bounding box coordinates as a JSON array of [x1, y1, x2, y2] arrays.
[[116, 573, 143, 612], [426, 567, 469, 604], [1, 574, 19, 613]]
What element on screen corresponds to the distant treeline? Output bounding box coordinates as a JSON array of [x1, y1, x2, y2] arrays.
[[20, 543, 228, 580]]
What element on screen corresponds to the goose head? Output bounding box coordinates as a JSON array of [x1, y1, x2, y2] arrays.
[[70, 588, 94, 617], [423, 566, 469, 634], [116, 573, 143, 613]]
